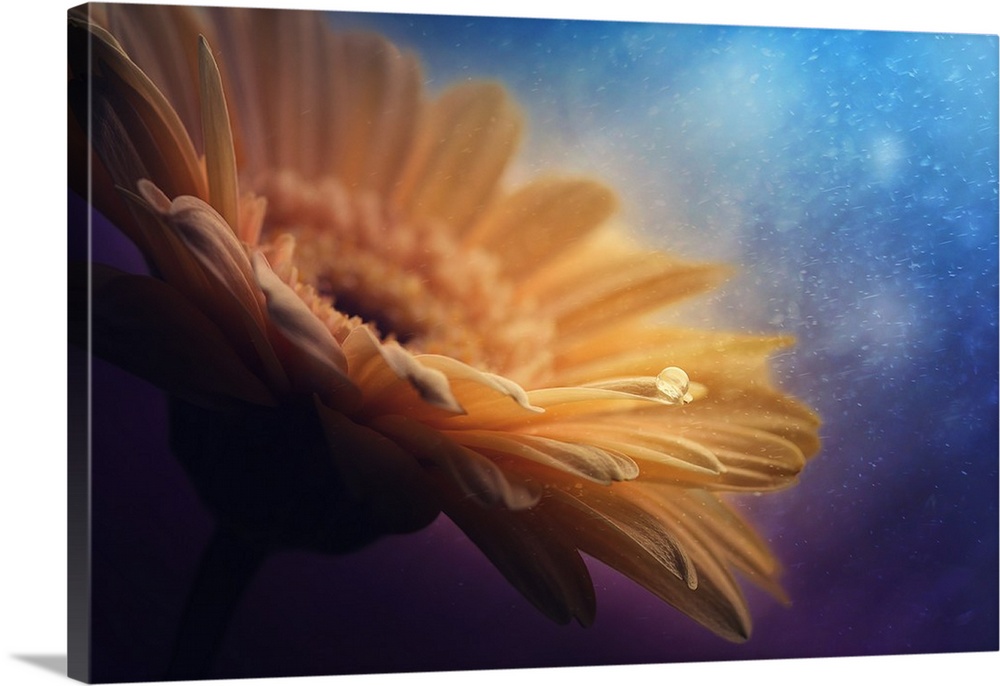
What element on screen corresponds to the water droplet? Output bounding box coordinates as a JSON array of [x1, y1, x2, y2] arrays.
[[655, 366, 693, 405]]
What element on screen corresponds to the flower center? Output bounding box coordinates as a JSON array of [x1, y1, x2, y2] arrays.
[[255, 171, 557, 384]]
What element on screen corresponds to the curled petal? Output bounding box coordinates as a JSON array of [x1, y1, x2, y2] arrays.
[[343, 326, 464, 416], [139, 182, 261, 316], [252, 252, 359, 407], [533, 421, 726, 482], [122, 184, 290, 392], [379, 343, 466, 414], [417, 355, 543, 414]]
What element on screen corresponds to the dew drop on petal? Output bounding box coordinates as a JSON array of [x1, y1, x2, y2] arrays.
[[655, 366, 693, 405]]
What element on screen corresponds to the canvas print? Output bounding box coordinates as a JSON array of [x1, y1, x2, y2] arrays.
[[67, 2, 998, 683]]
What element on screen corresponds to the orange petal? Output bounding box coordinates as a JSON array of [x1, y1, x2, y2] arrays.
[[554, 484, 698, 591], [530, 421, 726, 481], [204, 10, 422, 191], [552, 325, 795, 387], [518, 228, 730, 341], [101, 3, 206, 149], [447, 430, 639, 485], [379, 343, 466, 414], [325, 32, 424, 192], [657, 488, 787, 602], [437, 486, 596, 626], [580, 369, 701, 406], [394, 82, 522, 232], [198, 35, 240, 231], [673, 423, 807, 491], [546, 483, 753, 641], [68, 15, 206, 201], [371, 415, 540, 511], [552, 258, 730, 340], [416, 354, 543, 414], [685, 392, 822, 459], [342, 327, 465, 416], [463, 178, 618, 277], [437, 385, 688, 432]]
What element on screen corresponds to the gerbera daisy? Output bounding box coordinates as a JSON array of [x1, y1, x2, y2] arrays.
[[68, 2, 820, 674]]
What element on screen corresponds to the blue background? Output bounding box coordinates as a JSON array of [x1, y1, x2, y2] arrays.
[[84, 11, 998, 680]]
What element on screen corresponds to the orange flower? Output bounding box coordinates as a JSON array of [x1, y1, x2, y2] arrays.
[[69, 4, 820, 641]]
